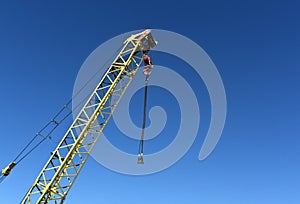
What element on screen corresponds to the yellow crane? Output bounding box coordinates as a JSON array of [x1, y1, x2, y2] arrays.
[[1, 29, 156, 203]]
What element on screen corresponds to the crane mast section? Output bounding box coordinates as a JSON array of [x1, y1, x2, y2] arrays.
[[21, 30, 156, 204]]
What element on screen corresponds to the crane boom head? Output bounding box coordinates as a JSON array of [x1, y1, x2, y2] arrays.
[[125, 29, 157, 53]]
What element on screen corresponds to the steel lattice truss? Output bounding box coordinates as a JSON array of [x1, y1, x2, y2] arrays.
[[21, 30, 156, 204]]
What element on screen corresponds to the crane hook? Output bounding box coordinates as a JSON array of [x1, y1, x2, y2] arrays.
[[137, 54, 153, 164]]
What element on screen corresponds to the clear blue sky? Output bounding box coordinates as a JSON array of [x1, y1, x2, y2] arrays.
[[0, 0, 299, 203]]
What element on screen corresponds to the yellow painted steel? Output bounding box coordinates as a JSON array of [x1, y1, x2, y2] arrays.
[[21, 29, 156, 204], [1, 162, 16, 176]]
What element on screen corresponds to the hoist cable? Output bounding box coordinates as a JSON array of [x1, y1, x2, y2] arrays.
[[138, 75, 149, 156]]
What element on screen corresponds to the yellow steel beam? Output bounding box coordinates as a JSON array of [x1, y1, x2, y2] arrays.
[[21, 29, 156, 204]]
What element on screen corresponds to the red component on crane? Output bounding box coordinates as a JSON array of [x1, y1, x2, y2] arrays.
[[142, 55, 153, 79], [143, 55, 152, 66]]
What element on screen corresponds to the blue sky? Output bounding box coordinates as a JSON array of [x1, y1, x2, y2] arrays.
[[0, 0, 299, 203]]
